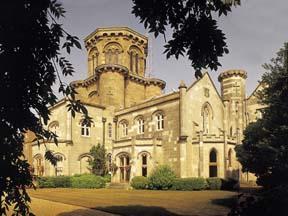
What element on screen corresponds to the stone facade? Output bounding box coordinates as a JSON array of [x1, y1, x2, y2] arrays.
[[27, 27, 263, 183]]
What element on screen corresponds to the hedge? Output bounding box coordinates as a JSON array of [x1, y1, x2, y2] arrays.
[[71, 174, 106, 188], [171, 178, 207, 191], [131, 176, 149, 189], [207, 177, 222, 190], [37, 176, 71, 188], [37, 174, 106, 189]]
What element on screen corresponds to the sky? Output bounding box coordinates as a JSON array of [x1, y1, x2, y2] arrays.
[[58, 0, 288, 96]]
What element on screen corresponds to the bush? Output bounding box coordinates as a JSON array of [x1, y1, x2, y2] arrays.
[[103, 174, 111, 183], [221, 178, 239, 191], [207, 177, 222, 190], [131, 176, 149, 189], [148, 165, 176, 190], [171, 178, 207, 191], [71, 174, 105, 188], [37, 176, 71, 188]]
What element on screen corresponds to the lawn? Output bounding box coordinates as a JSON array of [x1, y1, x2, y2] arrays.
[[28, 188, 237, 216]]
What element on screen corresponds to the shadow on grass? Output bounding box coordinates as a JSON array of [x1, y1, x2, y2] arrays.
[[57, 205, 187, 216], [211, 195, 238, 209]]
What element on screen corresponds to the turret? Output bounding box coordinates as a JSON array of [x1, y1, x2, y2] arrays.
[[218, 70, 247, 139]]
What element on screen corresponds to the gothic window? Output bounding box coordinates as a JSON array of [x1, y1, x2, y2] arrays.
[[108, 123, 112, 139], [209, 149, 218, 177], [55, 154, 64, 176], [137, 117, 144, 134], [104, 43, 122, 65], [81, 121, 90, 137], [228, 149, 233, 168], [155, 113, 164, 130], [120, 121, 128, 137], [48, 121, 59, 135], [141, 154, 148, 177], [203, 107, 210, 134], [33, 154, 44, 176], [230, 127, 233, 137]]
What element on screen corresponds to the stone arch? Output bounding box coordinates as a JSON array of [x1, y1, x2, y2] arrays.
[[128, 45, 144, 75], [78, 153, 92, 174], [48, 121, 59, 134], [88, 47, 99, 75], [201, 102, 214, 134], [33, 154, 44, 176], [103, 42, 123, 65], [209, 148, 218, 177], [137, 151, 152, 159], [119, 119, 129, 138], [54, 152, 66, 176]]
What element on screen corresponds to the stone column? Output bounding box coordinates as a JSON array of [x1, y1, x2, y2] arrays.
[[198, 131, 204, 177], [179, 136, 188, 178], [102, 117, 106, 145], [66, 111, 72, 141], [178, 80, 187, 137]]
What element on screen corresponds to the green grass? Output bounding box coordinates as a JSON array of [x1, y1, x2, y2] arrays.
[[28, 188, 237, 216]]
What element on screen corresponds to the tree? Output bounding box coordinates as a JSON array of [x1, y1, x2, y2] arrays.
[[131, 0, 240, 78], [89, 144, 107, 176], [0, 1, 91, 215], [236, 43, 288, 188]]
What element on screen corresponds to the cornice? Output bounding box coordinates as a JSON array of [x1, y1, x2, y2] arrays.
[[218, 69, 247, 82]]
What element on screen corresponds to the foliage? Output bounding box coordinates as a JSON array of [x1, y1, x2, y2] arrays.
[[71, 174, 106, 189], [103, 174, 112, 183], [221, 178, 239, 191], [148, 165, 176, 190], [229, 185, 288, 216], [0, 1, 93, 214], [89, 144, 107, 176], [171, 178, 207, 191], [206, 177, 222, 190], [235, 43, 288, 188], [132, 0, 240, 78], [37, 176, 71, 188], [131, 176, 149, 189]]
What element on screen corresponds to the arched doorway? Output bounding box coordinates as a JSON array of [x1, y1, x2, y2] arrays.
[[118, 153, 130, 182], [33, 154, 44, 176], [209, 149, 218, 177]]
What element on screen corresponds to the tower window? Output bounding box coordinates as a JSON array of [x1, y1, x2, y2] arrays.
[[137, 118, 144, 134], [156, 113, 164, 130], [81, 122, 90, 137]]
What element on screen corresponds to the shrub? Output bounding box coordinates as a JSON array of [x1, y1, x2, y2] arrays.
[[171, 178, 207, 191], [207, 177, 222, 190], [221, 178, 239, 190], [148, 165, 176, 190], [103, 174, 111, 183], [131, 176, 149, 189], [71, 174, 105, 188], [37, 176, 71, 188]]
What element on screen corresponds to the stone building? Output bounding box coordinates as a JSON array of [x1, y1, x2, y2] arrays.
[[28, 27, 263, 183]]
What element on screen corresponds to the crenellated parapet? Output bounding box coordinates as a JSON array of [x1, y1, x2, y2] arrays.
[[218, 69, 247, 82]]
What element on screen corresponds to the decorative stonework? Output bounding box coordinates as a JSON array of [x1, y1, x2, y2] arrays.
[[218, 69, 247, 81]]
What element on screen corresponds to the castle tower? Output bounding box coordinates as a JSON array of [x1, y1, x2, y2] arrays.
[[218, 70, 247, 140], [84, 27, 165, 108]]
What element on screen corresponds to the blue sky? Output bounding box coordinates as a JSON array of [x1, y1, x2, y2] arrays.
[[58, 0, 288, 96]]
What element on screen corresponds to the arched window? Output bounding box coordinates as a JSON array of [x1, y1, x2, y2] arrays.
[[137, 117, 144, 134], [48, 121, 59, 135], [155, 113, 164, 130], [209, 149, 218, 177], [81, 121, 90, 137], [108, 123, 112, 139], [120, 121, 128, 137], [104, 43, 122, 65], [33, 154, 44, 176], [88, 48, 99, 74], [79, 154, 91, 174], [228, 149, 233, 168], [55, 154, 64, 176], [118, 153, 130, 182], [141, 154, 148, 177], [129, 46, 143, 75], [202, 103, 213, 134]]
